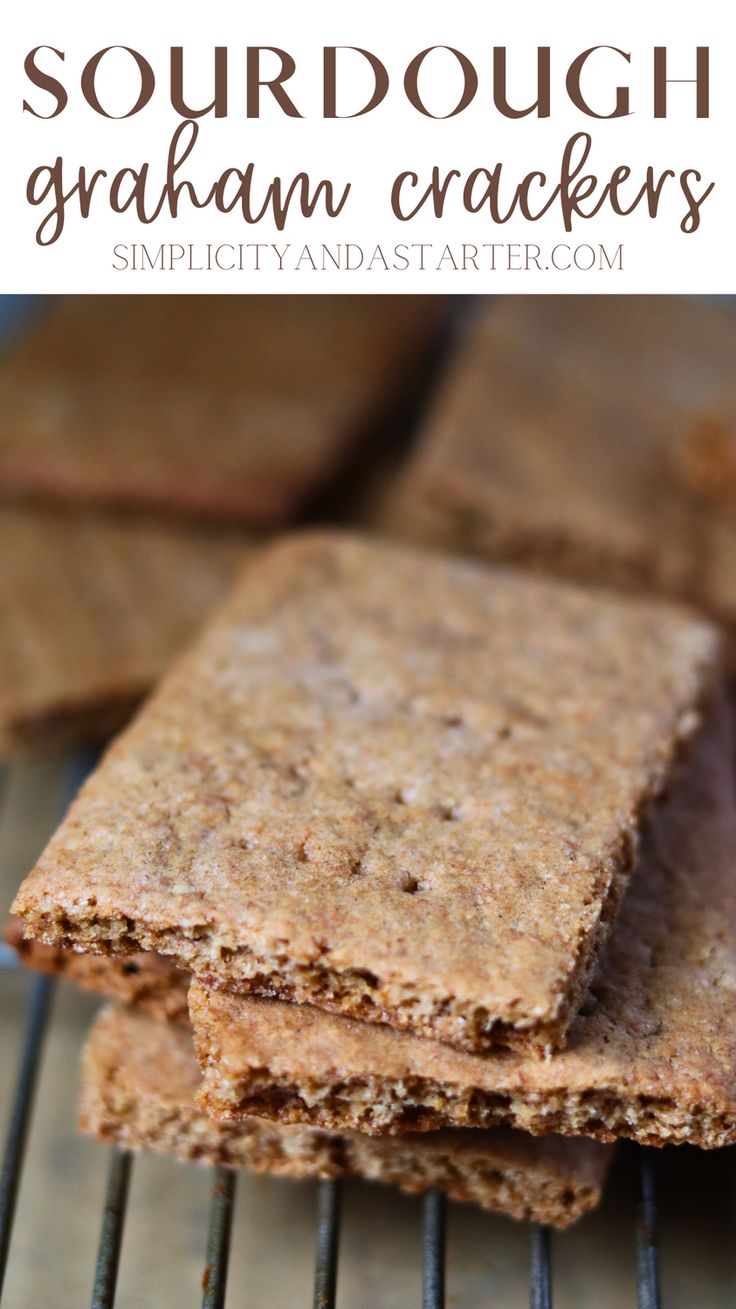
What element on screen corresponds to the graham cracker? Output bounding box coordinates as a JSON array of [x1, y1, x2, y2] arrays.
[[12, 532, 721, 1054], [80, 1005, 612, 1229], [0, 506, 247, 755], [0, 296, 438, 526], [188, 707, 736, 1149], [388, 297, 736, 627]]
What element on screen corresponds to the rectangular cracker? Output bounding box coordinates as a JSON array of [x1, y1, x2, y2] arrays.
[[0, 506, 248, 755], [388, 297, 736, 628], [0, 296, 439, 527], [81, 1005, 612, 1229], [188, 707, 736, 1149], [13, 531, 721, 1054]]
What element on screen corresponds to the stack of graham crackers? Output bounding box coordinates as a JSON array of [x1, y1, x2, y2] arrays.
[[10, 526, 736, 1229], [7, 291, 736, 1230]]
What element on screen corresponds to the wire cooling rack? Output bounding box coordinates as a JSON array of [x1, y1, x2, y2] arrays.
[[0, 758, 669, 1309]]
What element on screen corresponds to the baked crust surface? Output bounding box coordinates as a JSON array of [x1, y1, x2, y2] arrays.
[[13, 531, 721, 1052], [389, 297, 736, 626], [0, 507, 248, 755], [0, 297, 437, 526], [188, 708, 736, 1149]]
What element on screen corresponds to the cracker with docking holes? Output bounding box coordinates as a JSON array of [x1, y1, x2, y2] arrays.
[[188, 707, 736, 1149], [13, 531, 721, 1053]]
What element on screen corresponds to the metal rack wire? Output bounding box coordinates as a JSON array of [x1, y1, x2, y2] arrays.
[[0, 760, 664, 1309]]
